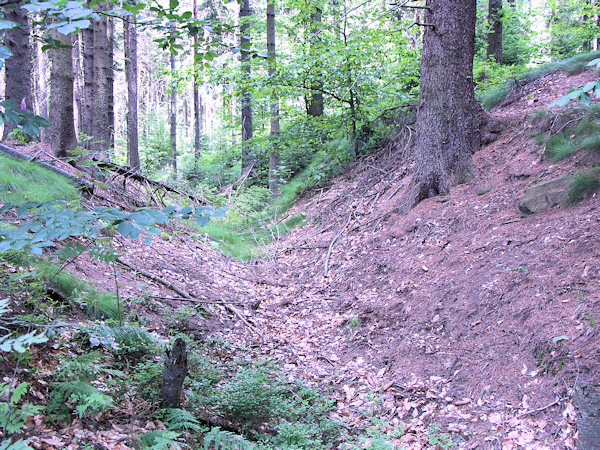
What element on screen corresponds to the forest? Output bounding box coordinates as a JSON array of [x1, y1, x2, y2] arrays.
[[1, 0, 600, 448]]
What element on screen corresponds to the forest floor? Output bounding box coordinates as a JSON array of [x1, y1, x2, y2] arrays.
[[4, 67, 600, 448]]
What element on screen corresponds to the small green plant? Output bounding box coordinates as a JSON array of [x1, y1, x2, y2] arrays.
[[203, 427, 255, 450], [427, 424, 456, 449], [0, 382, 42, 435], [496, 263, 529, 273], [80, 325, 158, 357], [347, 316, 360, 329], [137, 430, 183, 450], [158, 408, 204, 432], [49, 381, 114, 419], [568, 172, 600, 204]]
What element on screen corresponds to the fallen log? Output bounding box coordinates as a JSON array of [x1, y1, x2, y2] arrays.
[[0, 143, 94, 192], [91, 158, 211, 206]]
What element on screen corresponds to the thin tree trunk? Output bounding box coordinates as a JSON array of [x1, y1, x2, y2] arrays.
[[2, 2, 33, 140], [307, 10, 324, 117], [73, 33, 83, 137], [240, 0, 254, 173], [107, 17, 114, 151], [487, 0, 503, 64], [33, 27, 49, 142], [267, 0, 280, 197], [91, 8, 112, 159], [170, 32, 177, 179], [193, 0, 202, 166], [405, 0, 482, 210], [48, 29, 77, 157], [125, 15, 140, 171]]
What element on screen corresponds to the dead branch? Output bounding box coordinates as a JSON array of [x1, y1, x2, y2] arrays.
[[323, 213, 352, 277], [92, 158, 211, 205]]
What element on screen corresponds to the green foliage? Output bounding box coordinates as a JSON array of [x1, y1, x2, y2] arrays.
[[137, 430, 184, 450], [80, 325, 158, 357], [543, 105, 600, 161], [49, 381, 114, 419], [130, 360, 163, 402], [546, 0, 600, 57], [0, 298, 48, 352], [568, 172, 600, 204], [159, 408, 204, 432], [0, 439, 33, 450], [203, 427, 255, 450], [427, 424, 457, 450], [0, 382, 42, 435], [0, 155, 80, 205], [479, 51, 600, 110], [0, 202, 227, 255]]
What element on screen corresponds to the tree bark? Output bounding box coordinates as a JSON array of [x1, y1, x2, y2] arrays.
[[487, 0, 503, 64], [48, 29, 77, 157], [91, 9, 113, 159], [307, 10, 324, 117], [2, 2, 33, 140], [405, 0, 482, 210], [169, 31, 177, 179], [125, 15, 140, 171], [161, 338, 187, 408], [81, 25, 94, 146], [267, 0, 280, 197], [193, 0, 203, 165], [240, 0, 254, 174]]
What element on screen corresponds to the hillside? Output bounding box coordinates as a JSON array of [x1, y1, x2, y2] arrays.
[[1, 66, 599, 448]]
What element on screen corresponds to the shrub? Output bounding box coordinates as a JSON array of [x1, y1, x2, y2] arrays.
[[568, 172, 600, 204]]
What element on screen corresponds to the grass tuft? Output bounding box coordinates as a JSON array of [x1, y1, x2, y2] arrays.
[[568, 171, 600, 204]]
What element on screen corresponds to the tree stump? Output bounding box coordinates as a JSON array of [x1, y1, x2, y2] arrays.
[[161, 338, 187, 408]]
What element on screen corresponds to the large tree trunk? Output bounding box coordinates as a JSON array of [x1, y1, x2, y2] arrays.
[[91, 9, 113, 159], [267, 0, 280, 197], [240, 0, 254, 174], [405, 0, 482, 209], [487, 0, 503, 64], [48, 30, 77, 157], [81, 26, 94, 147], [125, 16, 140, 171], [2, 3, 33, 140], [169, 34, 177, 179]]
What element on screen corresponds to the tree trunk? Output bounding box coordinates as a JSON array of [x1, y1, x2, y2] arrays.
[[193, 0, 202, 165], [307, 11, 324, 118], [48, 30, 77, 157], [170, 33, 177, 179], [267, 0, 280, 197], [487, 0, 503, 64], [33, 27, 49, 142], [91, 9, 113, 159], [2, 3, 33, 140], [161, 338, 187, 408], [125, 16, 140, 171], [107, 17, 114, 151], [405, 0, 482, 210], [240, 0, 254, 174], [81, 25, 94, 147]]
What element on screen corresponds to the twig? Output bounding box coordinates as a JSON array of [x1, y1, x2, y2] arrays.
[[323, 213, 352, 277], [146, 295, 246, 305], [223, 304, 265, 341], [519, 398, 562, 417]]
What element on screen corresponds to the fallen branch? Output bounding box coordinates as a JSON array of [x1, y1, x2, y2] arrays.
[[519, 397, 562, 417], [323, 213, 352, 277], [92, 158, 211, 206], [0, 143, 94, 192], [217, 267, 289, 287], [147, 295, 246, 305], [116, 257, 210, 314]]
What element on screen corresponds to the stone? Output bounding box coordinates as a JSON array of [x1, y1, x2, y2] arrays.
[[518, 175, 573, 214]]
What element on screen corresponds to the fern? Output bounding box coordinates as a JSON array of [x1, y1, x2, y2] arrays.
[[138, 430, 184, 449], [159, 408, 205, 432], [0, 382, 42, 434], [203, 427, 256, 450], [50, 381, 113, 418]]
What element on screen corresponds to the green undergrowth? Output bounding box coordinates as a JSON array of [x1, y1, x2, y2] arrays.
[[536, 104, 600, 161], [197, 137, 354, 260], [568, 170, 600, 203], [0, 154, 80, 205], [478, 51, 600, 110]]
